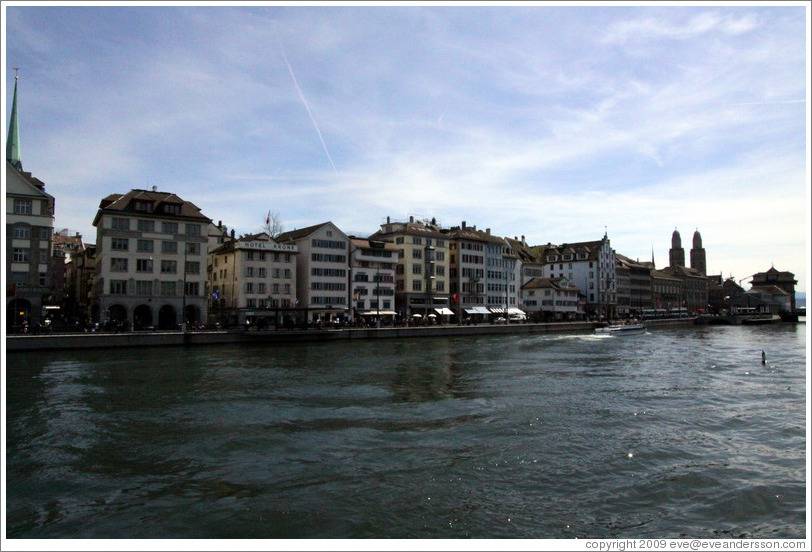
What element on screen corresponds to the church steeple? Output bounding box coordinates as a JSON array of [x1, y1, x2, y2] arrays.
[[6, 68, 22, 171]]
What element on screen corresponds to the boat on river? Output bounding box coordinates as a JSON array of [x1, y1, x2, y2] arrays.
[[595, 323, 647, 335]]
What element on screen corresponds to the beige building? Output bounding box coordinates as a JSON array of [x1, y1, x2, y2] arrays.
[[370, 216, 451, 319], [349, 238, 399, 324], [91, 188, 212, 330], [208, 232, 299, 328]]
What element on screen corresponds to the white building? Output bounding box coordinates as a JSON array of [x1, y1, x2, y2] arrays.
[[208, 232, 299, 328], [521, 277, 581, 321], [534, 233, 617, 320], [277, 222, 350, 324], [6, 162, 55, 331], [91, 188, 212, 330]]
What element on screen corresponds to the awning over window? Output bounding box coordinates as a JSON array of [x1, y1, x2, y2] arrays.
[[359, 310, 397, 316], [508, 308, 526, 316], [434, 308, 454, 315]]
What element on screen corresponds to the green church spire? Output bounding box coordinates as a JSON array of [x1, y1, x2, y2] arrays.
[[6, 68, 22, 171]]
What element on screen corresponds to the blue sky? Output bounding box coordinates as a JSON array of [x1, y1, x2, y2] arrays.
[[3, 2, 809, 292]]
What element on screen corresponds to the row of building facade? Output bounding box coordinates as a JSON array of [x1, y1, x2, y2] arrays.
[[5, 77, 800, 331]]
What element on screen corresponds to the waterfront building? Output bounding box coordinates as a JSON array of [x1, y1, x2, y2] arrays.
[[91, 188, 212, 330], [5, 75, 56, 332], [207, 220, 231, 253], [706, 275, 744, 315], [277, 222, 350, 324], [690, 229, 707, 275], [444, 222, 509, 322], [349, 237, 398, 324], [532, 233, 617, 320], [369, 216, 450, 319], [669, 228, 686, 268], [521, 277, 580, 322], [650, 269, 682, 312], [66, 244, 97, 327], [207, 232, 299, 328], [615, 253, 654, 318], [750, 267, 798, 313], [51, 229, 85, 327], [651, 265, 708, 314]]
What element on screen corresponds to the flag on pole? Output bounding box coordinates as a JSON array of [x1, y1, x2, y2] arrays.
[[266, 211, 271, 225]]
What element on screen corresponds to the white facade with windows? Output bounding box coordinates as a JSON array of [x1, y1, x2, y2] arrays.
[[91, 189, 212, 330], [277, 221, 350, 323], [6, 162, 55, 330], [208, 232, 299, 327]]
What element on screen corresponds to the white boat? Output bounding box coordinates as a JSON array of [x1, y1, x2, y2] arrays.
[[595, 323, 647, 335]]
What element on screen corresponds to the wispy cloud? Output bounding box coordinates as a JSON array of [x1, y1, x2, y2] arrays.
[[4, 5, 808, 291]]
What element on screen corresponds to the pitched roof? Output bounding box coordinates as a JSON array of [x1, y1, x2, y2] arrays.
[[92, 188, 211, 226], [276, 221, 335, 242]]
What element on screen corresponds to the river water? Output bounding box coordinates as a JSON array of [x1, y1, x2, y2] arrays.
[[5, 324, 807, 540]]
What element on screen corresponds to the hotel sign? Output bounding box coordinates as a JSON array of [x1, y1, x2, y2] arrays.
[[239, 241, 298, 253]]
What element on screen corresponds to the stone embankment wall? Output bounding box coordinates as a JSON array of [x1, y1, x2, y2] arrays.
[[7, 321, 602, 352]]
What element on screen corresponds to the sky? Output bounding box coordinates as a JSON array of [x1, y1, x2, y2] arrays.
[[3, 2, 810, 293]]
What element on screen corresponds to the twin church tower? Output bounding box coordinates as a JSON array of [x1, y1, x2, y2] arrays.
[[669, 228, 706, 275]]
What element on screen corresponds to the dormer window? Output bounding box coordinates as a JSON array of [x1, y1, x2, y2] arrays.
[[563, 254, 573, 261], [134, 200, 153, 212], [547, 255, 558, 263], [163, 203, 182, 215]]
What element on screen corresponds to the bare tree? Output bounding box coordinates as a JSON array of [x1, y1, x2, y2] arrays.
[[264, 211, 285, 239]]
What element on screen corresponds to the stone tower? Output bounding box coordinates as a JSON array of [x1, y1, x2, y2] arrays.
[[669, 228, 685, 268], [690, 229, 706, 275]]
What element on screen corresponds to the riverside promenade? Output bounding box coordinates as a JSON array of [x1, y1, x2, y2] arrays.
[[6, 318, 698, 353]]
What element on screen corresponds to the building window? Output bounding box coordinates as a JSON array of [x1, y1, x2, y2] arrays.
[[162, 241, 178, 254], [14, 199, 32, 215], [109, 280, 127, 295], [160, 281, 177, 296], [137, 219, 155, 232], [12, 248, 28, 262], [246, 282, 254, 293], [185, 261, 200, 274], [136, 280, 152, 295], [110, 258, 128, 272], [111, 217, 129, 231], [163, 204, 182, 215], [13, 225, 30, 239], [161, 260, 177, 274], [185, 224, 201, 236], [185, 242, 201, 255], [185, 282, 199, 297], [134, 200, 153, 212], [41, 227, 51, 239], [162, 222, 179, 235], [412, 280, 422, 291], [136, 259, 153, 273], [137, 239, 154, 253], [111, 238, 129, 251]]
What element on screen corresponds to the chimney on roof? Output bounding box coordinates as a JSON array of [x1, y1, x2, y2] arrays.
[[230, 229, 235, 240], [486, 228, 490, 235], [152, 185, 157, 192], [409, 216, 414, 223], [218, 220, 222, 229], [462, 221, 466, 229], [386, 216, 390, 224]]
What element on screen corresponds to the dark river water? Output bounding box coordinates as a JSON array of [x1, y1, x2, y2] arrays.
[[5, 324, 807, 540]]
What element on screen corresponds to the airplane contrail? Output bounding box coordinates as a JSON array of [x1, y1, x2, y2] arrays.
[[275, 31, 338, 175]]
